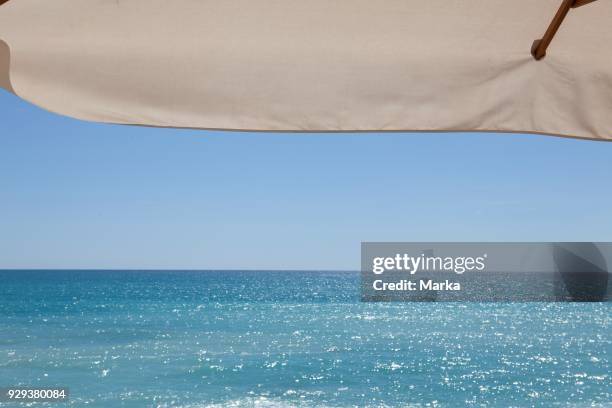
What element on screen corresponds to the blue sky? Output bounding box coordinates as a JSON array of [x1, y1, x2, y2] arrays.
[[1, 90, 612, 270]]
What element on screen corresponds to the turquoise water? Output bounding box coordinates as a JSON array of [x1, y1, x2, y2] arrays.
[[0, 271, 610, 407]]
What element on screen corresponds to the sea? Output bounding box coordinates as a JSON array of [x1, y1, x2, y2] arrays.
[[0, 270, 610, 407]]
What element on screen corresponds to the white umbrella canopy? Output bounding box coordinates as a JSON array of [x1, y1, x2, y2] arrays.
[[0, 0, 610, 140]]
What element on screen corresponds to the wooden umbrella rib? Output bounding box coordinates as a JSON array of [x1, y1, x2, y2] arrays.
[[532, 0, 599, 60]]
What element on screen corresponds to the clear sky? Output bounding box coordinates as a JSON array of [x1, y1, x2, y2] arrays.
[[1, 90, 612, 270]]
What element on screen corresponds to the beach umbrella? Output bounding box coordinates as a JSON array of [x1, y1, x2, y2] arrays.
[[0, 0, 609, 140]]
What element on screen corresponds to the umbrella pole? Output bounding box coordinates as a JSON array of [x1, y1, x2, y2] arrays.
[[532, 0, 598, 60]]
